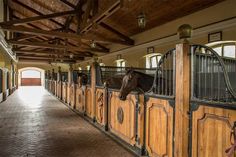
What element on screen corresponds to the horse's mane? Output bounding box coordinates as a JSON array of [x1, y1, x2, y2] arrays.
[[127, 70, 154, 78]]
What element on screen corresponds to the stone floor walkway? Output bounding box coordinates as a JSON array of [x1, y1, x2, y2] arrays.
[[0, 86, 135, 157]]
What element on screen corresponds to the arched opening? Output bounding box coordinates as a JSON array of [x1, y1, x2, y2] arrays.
[[18, 67, 45, 86]]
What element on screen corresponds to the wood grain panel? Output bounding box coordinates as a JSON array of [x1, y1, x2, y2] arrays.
[[192, 105, 236, 157], [109, 91, 141, 146], [145, 97, 174, 157], [70, 84, 76, 108], [75, 85, 85, 113], [85, 87, 93, 118], [66, 83, 70, 103], [95, 88, 106, 126], [57, 82, 62, 99], [62, 83, 67, 102]]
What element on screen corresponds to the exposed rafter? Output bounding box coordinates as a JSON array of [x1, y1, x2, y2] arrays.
[[80, 0, 121, 33], [14, 49, 93, 57], [12, 0, 64, 28], [0, 10, 76, 26], [8, 40, 109, 53]]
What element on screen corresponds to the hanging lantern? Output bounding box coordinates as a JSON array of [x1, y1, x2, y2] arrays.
[[137, 12, 146, 29], [90, 40, 96, 48]]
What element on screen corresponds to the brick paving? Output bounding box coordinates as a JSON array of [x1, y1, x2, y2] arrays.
[[0, 86, 135, 157]]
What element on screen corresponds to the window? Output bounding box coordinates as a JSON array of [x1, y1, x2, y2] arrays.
[[224, 45, 235, 58], [210, 42, 236, 58], [86, 65, 90, 71], [100, 63, 105, 66], [213, 47, 222, 56], [21, 70, 41, 78], [116, 60, 126, 67], [146, 54, 162, 68]]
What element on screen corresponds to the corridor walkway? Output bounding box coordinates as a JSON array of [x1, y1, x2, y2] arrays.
[[0, 87, 134, 157]]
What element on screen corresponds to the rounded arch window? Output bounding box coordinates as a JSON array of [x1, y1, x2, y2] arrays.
[[207, 41, 236, 58]]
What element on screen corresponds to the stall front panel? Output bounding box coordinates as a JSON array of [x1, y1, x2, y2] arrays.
[[108, 91, 144, 148], [95, 87, 107, 126], [145, 97, 174, 157], [75, 85, 85, 113]]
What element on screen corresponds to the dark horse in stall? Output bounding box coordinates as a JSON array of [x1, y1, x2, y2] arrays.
[[104, 76, 123, 89], [77, 72, 88, 87], [119, 70, 154, 100]]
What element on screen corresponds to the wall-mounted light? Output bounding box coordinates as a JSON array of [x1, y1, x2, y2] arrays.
[[90, 40, 96, 48], [137, 12, 146, 29]]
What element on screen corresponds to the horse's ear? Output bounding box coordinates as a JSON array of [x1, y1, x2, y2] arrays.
[[125, 67, 133, 74]]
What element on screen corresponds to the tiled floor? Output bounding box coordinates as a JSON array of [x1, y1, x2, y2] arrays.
[[0, 86, 135, 157]]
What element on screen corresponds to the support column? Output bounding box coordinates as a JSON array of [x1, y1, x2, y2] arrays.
[[90, 58, 99, 121], [174, 24, 192, 157], [68, 64, 73, 104]]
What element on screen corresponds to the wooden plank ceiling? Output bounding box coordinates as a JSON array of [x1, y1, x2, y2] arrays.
[[0, 0, 224, 63]]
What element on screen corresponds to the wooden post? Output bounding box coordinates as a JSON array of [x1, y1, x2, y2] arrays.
[[174, 24, 192, 157], [90, 61, 98, 121], [68, 64, 73, 104], [2, 69, 6, 101]]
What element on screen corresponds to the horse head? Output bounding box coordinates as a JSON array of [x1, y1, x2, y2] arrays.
[[119, 69, 138, 101], [77, 73, 88, 87]]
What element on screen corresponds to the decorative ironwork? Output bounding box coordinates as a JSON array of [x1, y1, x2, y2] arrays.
[[97, 65, 156, 89], [150, 48, 176, 97], [117, 107, 124, 124], [191, 44, 236, 103]]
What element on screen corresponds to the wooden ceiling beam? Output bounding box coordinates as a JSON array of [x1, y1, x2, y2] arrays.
[[14, 49, 92, 57], [99, 22, 134, 45], [17, 55, 83, 61], [81, 0, 121, 33], [8, 40, 108, 53], [1, 10, 76, 26], [1, 25, 82, 41], [16, 53, 84, 60], [60, 0, 76, 9], [1, 25, 113, 49], [8, 34, 36, 42], [13, 0, 64, 28]]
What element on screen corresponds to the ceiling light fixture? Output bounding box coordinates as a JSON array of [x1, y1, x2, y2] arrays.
[[90, 40, 96, 48], [137, 12, 146, 29]]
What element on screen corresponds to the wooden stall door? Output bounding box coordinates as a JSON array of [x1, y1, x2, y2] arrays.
[[62, 83, 67, 102], [95, 88, 106, 126], [109, 91, 143, 146], [85, 87, 93, 118], [191, 105, 236, 157], [75, 85, 85, 113], [66, 84, 70, 103], [70, 84, 75, 108], [145, 97, 174, 157]]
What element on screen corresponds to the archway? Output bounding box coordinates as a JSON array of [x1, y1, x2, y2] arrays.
[[18, 67, 45, 86]]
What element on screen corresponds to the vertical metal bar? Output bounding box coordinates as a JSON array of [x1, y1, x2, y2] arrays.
[[204, 55, 207, 100], [165, 55, 168, 95], [173, 50, 176, 96], [191, 46, 195, 99], [168, 52, 171, 96], [210, 56, 214, 100]]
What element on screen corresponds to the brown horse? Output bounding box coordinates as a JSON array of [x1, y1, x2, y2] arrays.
[[119, 70, 154, 100], [104, 76, 123, 89], [77, 73, 88, 87]]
